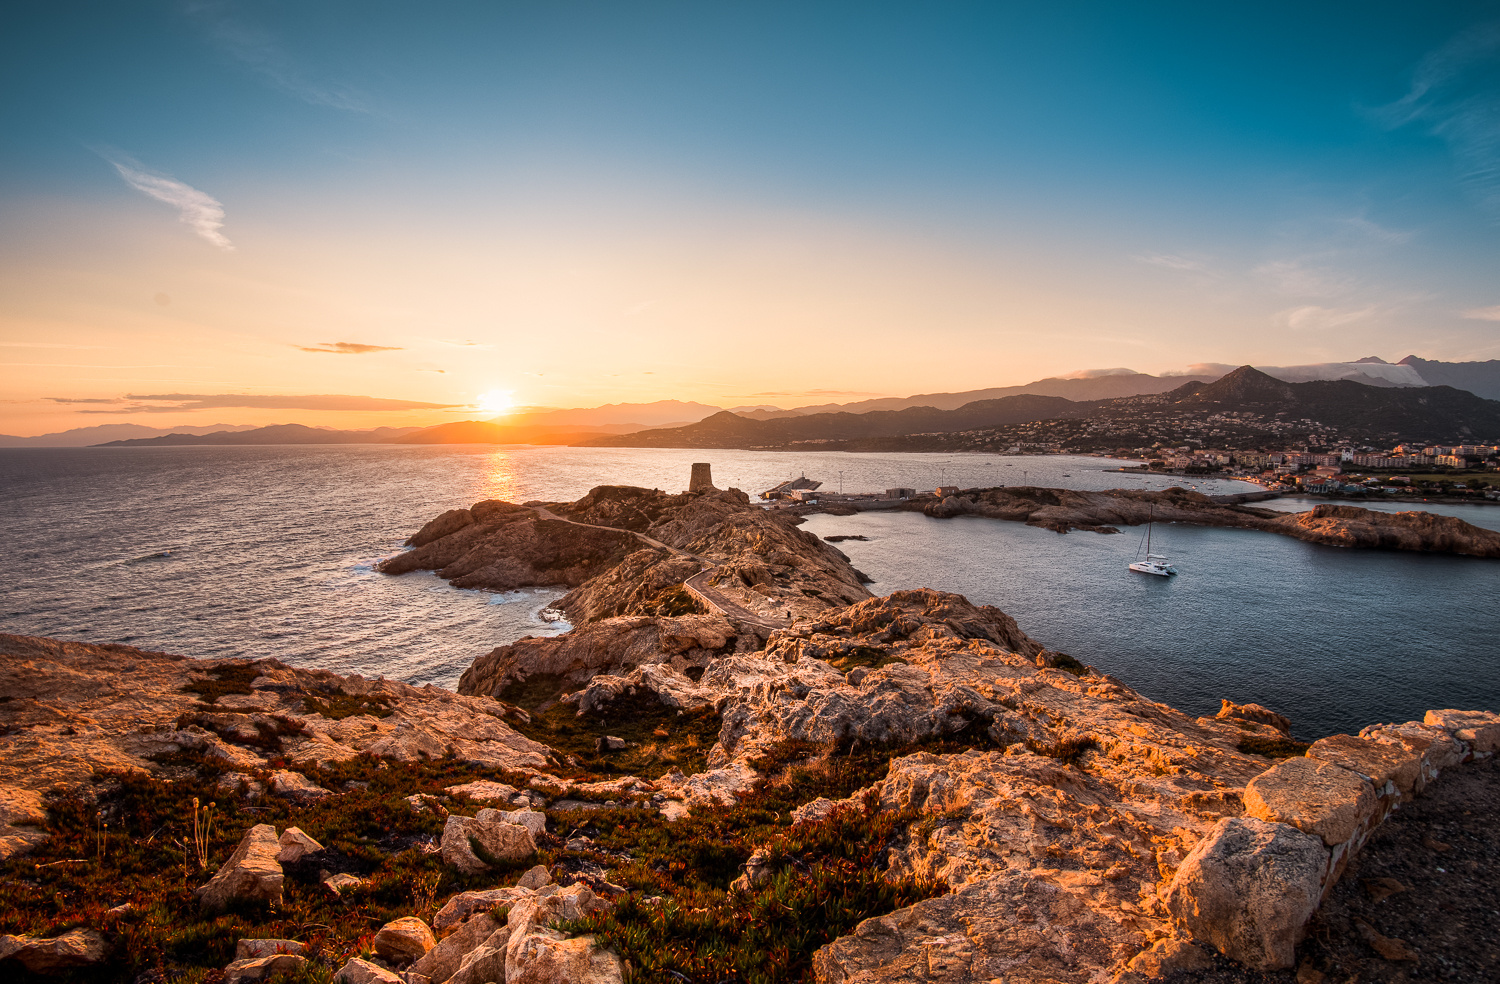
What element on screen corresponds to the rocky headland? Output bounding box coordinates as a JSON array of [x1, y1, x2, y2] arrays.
[[1, 483, 1496, 984], [881, 485, 1500, 558]]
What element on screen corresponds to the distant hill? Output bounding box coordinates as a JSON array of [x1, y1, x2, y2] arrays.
[[581, 395, 1079, 449], [1397, 356, 1500, 401], [1164, 365, 1500, 436], [393, 419, 657, 445], [94, 424, 419, 446], [585, 366, 1500, 451], [503, 400, 719, 427], [784, 371, 1221, 414], [0, 423, 257, 448]]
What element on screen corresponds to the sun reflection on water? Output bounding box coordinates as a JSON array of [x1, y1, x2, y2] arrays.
[[480, 450, 520, 501]]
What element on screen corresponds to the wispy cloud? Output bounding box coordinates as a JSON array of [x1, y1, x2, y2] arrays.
[[1277, 305, 1377, 331], [1254, 259, 1357, 299], [1135, 253, 1215, 274], [1369, 22, 1500, 223], [50, 393, 459, 414], [298, 342, 404, 354], [185, 1, 368, 113], [1462, 304, 1500, 320], [105, 155, 232, 250]]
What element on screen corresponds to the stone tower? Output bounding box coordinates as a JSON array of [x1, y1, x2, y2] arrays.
[[689, 462, 716, 492]]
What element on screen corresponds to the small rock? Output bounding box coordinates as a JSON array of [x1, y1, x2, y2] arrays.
[[373, 917, 436, 967], [224, 953, 306, 984], [323, 872, 365, 895], [1421, 834, 1452, 852], [270, 770, 333, 803], [236, 939, 306, 960], [1353, 918, 1419, 961], [1362, 877, 1408, 902], [276, 826, 324, 865], [1295, 959, 1325, 984], [0, 928, 110, 973], [594, 735, 628, 753], [333, 956, 405, 984], [196, 824, 283, 913], [516, 865, 552, 890]]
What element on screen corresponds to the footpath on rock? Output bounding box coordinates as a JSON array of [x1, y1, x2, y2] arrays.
[[1, 481, 1495, 984]]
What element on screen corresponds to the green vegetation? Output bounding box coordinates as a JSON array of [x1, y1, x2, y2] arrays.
[[301, 692, 396, 721], [0, 754, 532, 984], [499, 677, 722, 781], [559, 744, 946, 983], [1237, 735, 1311, 759], [180, 663, 261, 705], [824, 644, 906, 672], [639, 584, 704, 618], [1048, 652, 1089, 676]]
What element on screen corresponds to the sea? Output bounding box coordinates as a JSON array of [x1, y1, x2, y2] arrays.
[[2, 445, 1496, 739]]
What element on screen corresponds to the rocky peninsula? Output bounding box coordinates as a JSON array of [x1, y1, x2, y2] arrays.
[[1, 483, 1496, 984], [867, 485, 1500, 558]]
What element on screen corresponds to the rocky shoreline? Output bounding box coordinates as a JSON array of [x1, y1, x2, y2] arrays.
[[810, 485, 1500, 558], [1, 483, 1495, 983]]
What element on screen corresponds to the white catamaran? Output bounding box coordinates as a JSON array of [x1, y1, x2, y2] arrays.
[[1129, 508, 1177, 577]]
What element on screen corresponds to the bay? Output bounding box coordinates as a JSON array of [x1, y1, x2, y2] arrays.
[[2, 445, 1494, 737]]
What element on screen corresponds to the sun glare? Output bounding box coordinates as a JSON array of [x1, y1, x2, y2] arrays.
[[476, 389, 514, 416]]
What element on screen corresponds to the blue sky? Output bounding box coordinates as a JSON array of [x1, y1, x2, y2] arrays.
[[2, 2, 1499, 433]]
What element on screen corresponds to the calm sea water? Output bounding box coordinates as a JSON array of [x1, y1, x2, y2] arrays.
[[2, 445, 1494, 736]]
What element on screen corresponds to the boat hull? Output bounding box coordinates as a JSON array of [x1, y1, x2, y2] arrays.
[[1129, 561, 1176, 576]]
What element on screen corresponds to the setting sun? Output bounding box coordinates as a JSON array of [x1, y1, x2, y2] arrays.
[[475, 389, 515, 416]]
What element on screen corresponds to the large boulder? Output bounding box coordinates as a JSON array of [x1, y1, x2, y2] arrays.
[[440, 815, 537, 874], [507, 934, 625, 984], [1306, 733, 1422, 798], [372, 916, 435, 967], [446, 926, 513, 984], [1425, 708, 1500, 754], [1242, 757, 1377, 846], [410, 913, 504, 984], [1165, 817, 1328, 970], [0, 929, 109, 973], [196, 824, 284, 913], [332, 956, 404, 984]]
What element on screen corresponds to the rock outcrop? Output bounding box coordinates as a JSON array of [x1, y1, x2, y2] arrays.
[[0, 633, 554, 816], [885, 485, 1500, 558]]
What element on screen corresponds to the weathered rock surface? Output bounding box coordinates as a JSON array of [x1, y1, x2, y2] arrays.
[[223, 953, 307, 984], [1164, 817, 1328, 970], [0, 928, 109, 973], [275, 826, 323, 865], [333, 956, 404, 984], [411, 912, 503, 983], [0, 633, 553, 804], [196, 823, 284, 913], [372, 916, 436, 967], [1243, 757, 1378, 846], [235, 939, 306, 959], [440, 814, 537, 874]]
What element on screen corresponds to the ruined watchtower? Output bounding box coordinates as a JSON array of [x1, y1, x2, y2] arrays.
[[689, 462, 716, 493]]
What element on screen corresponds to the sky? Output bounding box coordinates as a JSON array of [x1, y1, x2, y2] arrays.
[[3, 1, 1500, 436]]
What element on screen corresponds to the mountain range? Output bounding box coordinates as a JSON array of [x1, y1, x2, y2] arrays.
[[586, 366, 1500, 451], [6, 356, 1498, 449]]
